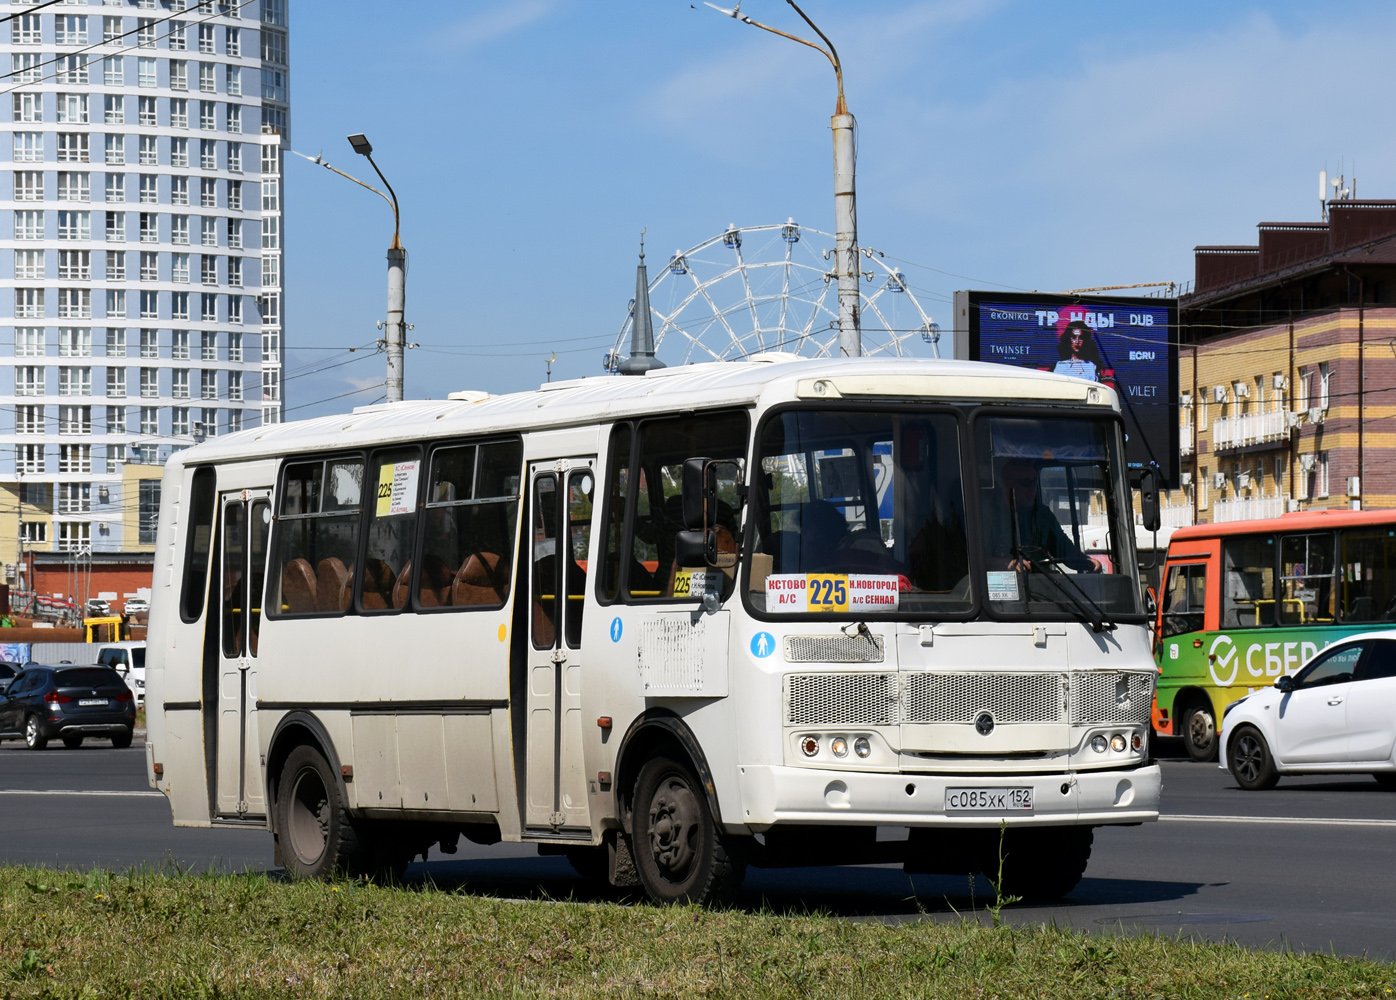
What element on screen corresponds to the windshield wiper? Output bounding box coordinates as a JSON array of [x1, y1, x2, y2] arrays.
[[1008, 492, 1116, 633]]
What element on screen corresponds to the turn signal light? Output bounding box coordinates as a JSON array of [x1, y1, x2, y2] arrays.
[[800, 736, 820, 757]]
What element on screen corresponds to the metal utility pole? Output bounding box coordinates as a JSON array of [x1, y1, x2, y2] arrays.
[[347, 134, 406, 402], [706, 1, 860, 356]]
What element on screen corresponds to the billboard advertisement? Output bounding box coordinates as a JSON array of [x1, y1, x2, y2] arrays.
[[953, 291, 1179, 487]]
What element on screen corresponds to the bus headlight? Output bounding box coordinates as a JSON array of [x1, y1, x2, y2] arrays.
[[1091, 735, 1108, 753], [830, 737, 849, 758], [853, 737, 872, 758], [1110, 733, 1127, 753], [800, 736, 820, 757]]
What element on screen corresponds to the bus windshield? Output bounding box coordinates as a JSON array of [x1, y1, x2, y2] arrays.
[[974, 414, 1141, 620]]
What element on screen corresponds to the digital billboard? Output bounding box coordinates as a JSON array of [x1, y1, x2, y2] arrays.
[[952, 291, 1179, 486]]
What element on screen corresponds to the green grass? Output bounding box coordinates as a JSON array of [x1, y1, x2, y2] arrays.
[[0, 866, 1392, 998]]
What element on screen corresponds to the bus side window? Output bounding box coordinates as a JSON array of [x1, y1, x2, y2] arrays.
[[1340, 529, 1396, 623], [179, 466, 218, 623], [600, 423, 633, 602], [564, 469, 594, 648], [1221, 534, 1275, 629], [359, 448, 421, 613], [1160, 563, 1206, 638], [1279, 532, 1335, 625], [418, 440, 522, 611], [267, 457, 364, 617]]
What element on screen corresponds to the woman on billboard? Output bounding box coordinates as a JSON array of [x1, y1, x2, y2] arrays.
[[1050, 318, 1117, 391]]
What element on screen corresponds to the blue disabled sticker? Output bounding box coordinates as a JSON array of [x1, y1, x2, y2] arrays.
[[750, 632, 775, 658], [610, 617, 623, 643]]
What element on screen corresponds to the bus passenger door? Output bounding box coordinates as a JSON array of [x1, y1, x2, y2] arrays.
[[524, 459, 596, 834], [214, 491, 271, 819]]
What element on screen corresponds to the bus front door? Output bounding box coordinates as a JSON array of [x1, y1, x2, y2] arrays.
[[213, 491, 271, 819], [523, 459, 596, 834]]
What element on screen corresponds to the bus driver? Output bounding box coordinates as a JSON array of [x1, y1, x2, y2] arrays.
[[993, 459, 1096, 573]]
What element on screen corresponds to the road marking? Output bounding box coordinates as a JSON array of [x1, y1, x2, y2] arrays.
[[0, 789, 163, 798], [1164, 813, 1396, 828]]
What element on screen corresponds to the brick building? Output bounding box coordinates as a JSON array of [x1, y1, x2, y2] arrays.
[[1167, 200, 1396, 525]]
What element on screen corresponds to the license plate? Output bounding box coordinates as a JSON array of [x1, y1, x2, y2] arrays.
[[78, 698, 108, 707], [945, 787, 1034, 811]]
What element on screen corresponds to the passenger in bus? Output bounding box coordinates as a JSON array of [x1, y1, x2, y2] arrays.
[[990, 459, 1095, 573]]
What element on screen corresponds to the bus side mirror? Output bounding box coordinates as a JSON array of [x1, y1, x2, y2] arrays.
[[1139, 466, 1160, 533], [681, 457, 713, 531], [678, 457, 739, 570]]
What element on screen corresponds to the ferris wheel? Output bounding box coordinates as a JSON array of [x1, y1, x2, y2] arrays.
[[606, 221, 941, 369]]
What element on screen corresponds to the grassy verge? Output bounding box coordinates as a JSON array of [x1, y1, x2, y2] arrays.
[[0, 866, 1392, 999]]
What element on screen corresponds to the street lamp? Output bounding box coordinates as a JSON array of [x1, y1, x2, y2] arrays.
[[705, 0, 860, 357], [347, 133, 407, 402]]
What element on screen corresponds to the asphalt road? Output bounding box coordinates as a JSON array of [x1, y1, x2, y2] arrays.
[[3, 736, 1395, 959]]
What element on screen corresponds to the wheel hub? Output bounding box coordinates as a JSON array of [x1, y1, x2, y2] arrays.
[[1189, 709, 1215, 748], [288, 769, 330, 866], [648, 776, 699, 879]]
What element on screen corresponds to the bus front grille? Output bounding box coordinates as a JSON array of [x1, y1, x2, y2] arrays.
[[786, 672, 897, 727], [784, 634, 886, 663], [901, 671, 1065, 725], [1068, 671, 1154, 726]]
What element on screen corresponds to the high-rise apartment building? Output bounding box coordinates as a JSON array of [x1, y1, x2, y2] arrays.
[[0, 0, 288, 600]]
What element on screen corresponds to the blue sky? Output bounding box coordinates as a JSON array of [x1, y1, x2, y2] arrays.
[[284, 0, 1396, 416]]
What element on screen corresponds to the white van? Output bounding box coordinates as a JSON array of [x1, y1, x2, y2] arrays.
[[94, 642, 146, 708]]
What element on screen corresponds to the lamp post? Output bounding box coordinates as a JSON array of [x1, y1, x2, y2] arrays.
[[346, 133, 407, 402], [706, 1, 860, 357]]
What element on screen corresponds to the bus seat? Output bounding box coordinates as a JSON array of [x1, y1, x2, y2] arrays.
[[417, 554, 454, 607], [360, 558, 395, 611], [453, 552, 507, 606], [391, 560, 413, 609], [282, 558, 317, 614], [316, 558, 351, 613]]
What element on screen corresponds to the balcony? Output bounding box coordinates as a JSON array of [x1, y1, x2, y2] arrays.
[[1179, 422, 1194, 456], [1213, 495, 1288, 523], [1162, 504, 1195, 528], [1212, 409, 1289, 451]]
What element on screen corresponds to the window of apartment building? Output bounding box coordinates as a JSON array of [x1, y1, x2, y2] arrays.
[[1319, 362, 1332, 410], [203, 293, 219, 322], [106, 288, 126, 318], [172, 215, 190, 245], [199, 407, 217, 437], [13, 210, 43, 240], [172, 369, 190, 399], [139, 328, 158, 359], [104, 173, 125, 203], [138, 212, 156, 243], [15, 327, 43, 357], [16, 405, 43, 435], [227, 295, 241, 325], [1198, 466, 1209, 510], [103, 55, 124, 87], [106, 366, 126, 397], [261, 66, 286, 103], [200, 369, 217, 400], [58, 133, 90, 163], [199, 331, 217, 360], [106, 444, 126, 475], [171, 406, 190, 436], [107, 406, 126, 434], [170, 58, 188, 90], [57, 172, 90, 202], [11, 92, 41, 124], [13, 170, 41, 201], [137, 57, 156, 88], [227, 143, 242, 172], [172, 137, 189, 167], [55, 14, 88, 45], [261, 215, 280, 250], [137, 18, 155, 47], [139, 368, 158, 398], [137, 174, 157, 204], [56, 54, 89, 85], [228, 369, 242, 401], [58, 328, 91, 357], [105, 327, 127, 357], [227, 410, 242, 434], [227, 218, 242, 248], [105, 134, 124, 164], [168, 20, 185, 50], [172, 252, 189, 282], [226, 105, 241, 134], [227, 180, 242, 212], [14, 249, 43, 280], [59, 483, 92, 515], [139, 251, 158, 281], [56, 93, 89, 125], [14, 287, 44, 318], [58, 367, 92, 396], [228, 331, 242, 362], [261, 368, 279, 402], [59, 406, 91, 435], [262, 255, 279, 288], [226, 65, 241, 97], [198, 23, 215, 52], [226, 26, 240, 56], [57, 211, 91, 241], [170, 98, 188, 129], [106, 211, 126, 242], [201, 216, 217, 247], [141, 290, 160, 319], [140, 406, 158, 435], [10, 52, 41, 84], [138, 95, 156, 127], [57, 522, 91, 553], [260, 293, 279, 327], [106, 252, 126, 282], [201, 254, 218, 284], [11, 14, 40, 45], [138, 135, 156, 165], [200, 177, 216, 207], [227, 256, 241, 286], [17, 445, 45, 475], [172, 330, 189, 359], [57, 249, 90, 280], [13, 132, 41, 162], [172, 291, 189, 320], [139, 481, 161, 542], [200, 139, 216, 169], [103, 15, 124, 45], [199, 100, 215, 130], [1317, 451, 1330, 498], [172, 175, 189, 206], [104, 93, 124, 125], [198, 61, 215, 92]]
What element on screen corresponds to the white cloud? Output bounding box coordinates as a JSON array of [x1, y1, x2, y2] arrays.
[[436, 0, 556, 53]]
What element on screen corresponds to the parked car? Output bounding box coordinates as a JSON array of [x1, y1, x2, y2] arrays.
[[0, 661, 18, 694], [85, 598, 111, 616], [0, 665, 135, 750], [94, 642, 146, 708], [122, 598, 150, 617], [1220, 632, 1396, 790]]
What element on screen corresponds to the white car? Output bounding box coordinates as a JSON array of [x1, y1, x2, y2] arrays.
[[95, 642, 147, 709], [123, 598, 150, 617], [1220, 631, 1396, 790]]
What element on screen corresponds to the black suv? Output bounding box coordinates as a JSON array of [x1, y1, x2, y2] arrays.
[[0, 665, 135, 750]]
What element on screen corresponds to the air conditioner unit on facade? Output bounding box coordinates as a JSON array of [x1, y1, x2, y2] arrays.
[[1212, 473, 1227, 489], [1299, 454, 1317, 473], [1308, 407, 1325, 425], [1180, 471, 1193, 486], [1237, 472, 1252, 489], [1287, 500, 1302, 513], [1233, 381, 1251, 398], [1213, 385, 1228, 403], [1348, 476, 1361, 496], [1273, 374, 1289, 391], [1285, 411, 1303, 430], [1180, 393, 1193, 408]]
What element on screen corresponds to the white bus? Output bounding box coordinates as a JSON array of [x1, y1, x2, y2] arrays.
[[146, 355, 1160, 904]]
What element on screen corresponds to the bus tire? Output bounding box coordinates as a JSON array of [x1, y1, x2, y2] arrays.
[[632, 755, 745, 906], [1227, 726, 1278, 790], [274, 744, 370, 879], [1181, 701, 1218, 762], [984, 826, 1093, 902]]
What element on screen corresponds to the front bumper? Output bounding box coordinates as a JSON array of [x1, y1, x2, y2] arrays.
[[735, 762, 1160, 830]]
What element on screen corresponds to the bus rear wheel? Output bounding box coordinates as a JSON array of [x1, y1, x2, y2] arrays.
[[985, 826, 1093, 902], [275, 745, 373, 880], [1181, 701, 1218, 762], [632, 756, 744, 905]]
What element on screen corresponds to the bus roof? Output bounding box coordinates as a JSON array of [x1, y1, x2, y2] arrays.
[[1170, 508, 1396, 541], [172, 356, 1118, 467]]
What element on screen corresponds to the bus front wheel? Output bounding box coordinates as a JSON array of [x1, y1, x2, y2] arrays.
[[1181, 701, 1218, 762], [985, 826, 1093, 902], [632, 755, 745, 905], [275, 744, 373, 880]]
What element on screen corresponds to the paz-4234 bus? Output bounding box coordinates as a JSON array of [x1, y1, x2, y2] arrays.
[[146, 355, 1161, 904], [1153, 509, 1396, 760]]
